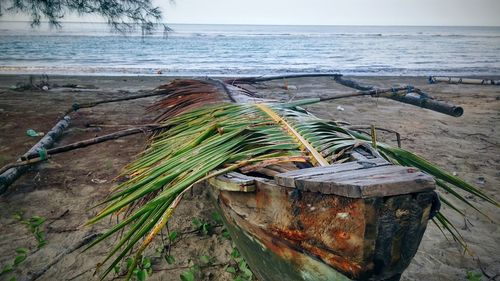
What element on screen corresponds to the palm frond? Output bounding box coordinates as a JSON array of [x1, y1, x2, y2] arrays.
[[85, 82, 497, 279]]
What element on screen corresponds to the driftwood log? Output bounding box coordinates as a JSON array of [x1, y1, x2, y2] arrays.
[[429, 76, 500, 85], [21, 124, 163, 161], [0, 88, 175, 195], [0, 125, 166, 176], [333, 76, 464, 117], [0, 116, 71, 194]]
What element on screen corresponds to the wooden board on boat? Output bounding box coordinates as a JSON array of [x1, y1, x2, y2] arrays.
[[275, 159, 435, 198]]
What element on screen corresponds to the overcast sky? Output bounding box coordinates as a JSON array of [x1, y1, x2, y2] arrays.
[[1, 0, 500, 26], [160, 0, 500, 26]]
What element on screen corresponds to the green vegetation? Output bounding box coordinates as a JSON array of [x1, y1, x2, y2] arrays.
[[0, 0, 163, 32], [106, 211, 240, 280], [225, 248, 253, 281], [1, 212, 47, 280], [0, 247, 28, 279], [192, 218, 213, 236], [13, 212, 47, 248], [466, 270, 483, 281]]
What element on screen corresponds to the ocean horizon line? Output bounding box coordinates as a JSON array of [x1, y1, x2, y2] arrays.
[[2, 20, 500, 28]]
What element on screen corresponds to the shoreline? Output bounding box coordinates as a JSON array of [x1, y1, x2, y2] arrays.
[[2, 73, 500, 79]]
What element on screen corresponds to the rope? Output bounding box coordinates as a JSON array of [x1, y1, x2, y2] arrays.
[[38, 149, 47, 161]]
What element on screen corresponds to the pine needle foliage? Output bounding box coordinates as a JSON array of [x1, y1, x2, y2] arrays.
[[0, 0, 163, 32]]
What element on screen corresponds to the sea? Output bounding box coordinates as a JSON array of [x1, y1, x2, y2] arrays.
[[0, 22, 499, 76]]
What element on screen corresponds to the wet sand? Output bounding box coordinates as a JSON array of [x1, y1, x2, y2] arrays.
[[0, 74, 498, 281]]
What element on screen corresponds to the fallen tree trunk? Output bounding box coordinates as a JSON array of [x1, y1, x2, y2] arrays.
[[1, 88, 173, 194], [0, 124, 165, 177], [385, 91, 464, 117], [22, 124, 163, 161], [0, 116, 71, 194]]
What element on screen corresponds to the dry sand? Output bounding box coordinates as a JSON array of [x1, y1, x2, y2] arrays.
[[0, 75, 498, 281]]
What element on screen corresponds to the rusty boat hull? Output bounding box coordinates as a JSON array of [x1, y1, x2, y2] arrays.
[[207, 157, 438, 281]]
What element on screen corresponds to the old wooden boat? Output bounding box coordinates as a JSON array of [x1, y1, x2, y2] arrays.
[[50, 76, 480, 281], [207, 145, 439, 281]]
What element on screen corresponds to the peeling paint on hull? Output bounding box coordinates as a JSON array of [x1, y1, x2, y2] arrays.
[[207, 175, 436, 281]]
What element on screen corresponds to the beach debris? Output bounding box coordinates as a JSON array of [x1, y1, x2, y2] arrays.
[[225, 73, 342, 85], [336, 105, 345, 111], [11, 75, 50, 91], [91, 178, 108, 184], [429, 76, 500, 85], [347, 125, 402, 148], [26, 129, 45, 137], [475, 177, 486, 185], [281, 79, 298, 91]]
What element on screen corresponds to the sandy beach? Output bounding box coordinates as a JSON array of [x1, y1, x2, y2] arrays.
[[0, 74, 498, 281]]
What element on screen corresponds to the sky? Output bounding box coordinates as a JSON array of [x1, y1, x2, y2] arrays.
[[160, 0, 500, 26], [1, 0, 500, 26]]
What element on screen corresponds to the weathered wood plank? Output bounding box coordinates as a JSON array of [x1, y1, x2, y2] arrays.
[[208, 172, 256, 192], [294, 165, 435, 198], [274, 158, 390, 188]]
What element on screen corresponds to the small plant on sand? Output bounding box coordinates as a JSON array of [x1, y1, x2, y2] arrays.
[[192, 218, 213, 236], [0, 212, 42, 281], [466, 270, 483, 281], [13, 211, 46, 248], [180, 265, 199, 281], [0, 247, 28, 280], [120, 257, 153, 281], [225, 247, 253, 281]]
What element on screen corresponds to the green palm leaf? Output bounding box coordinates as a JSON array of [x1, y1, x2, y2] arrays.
[[85, 83, 497, 279]]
